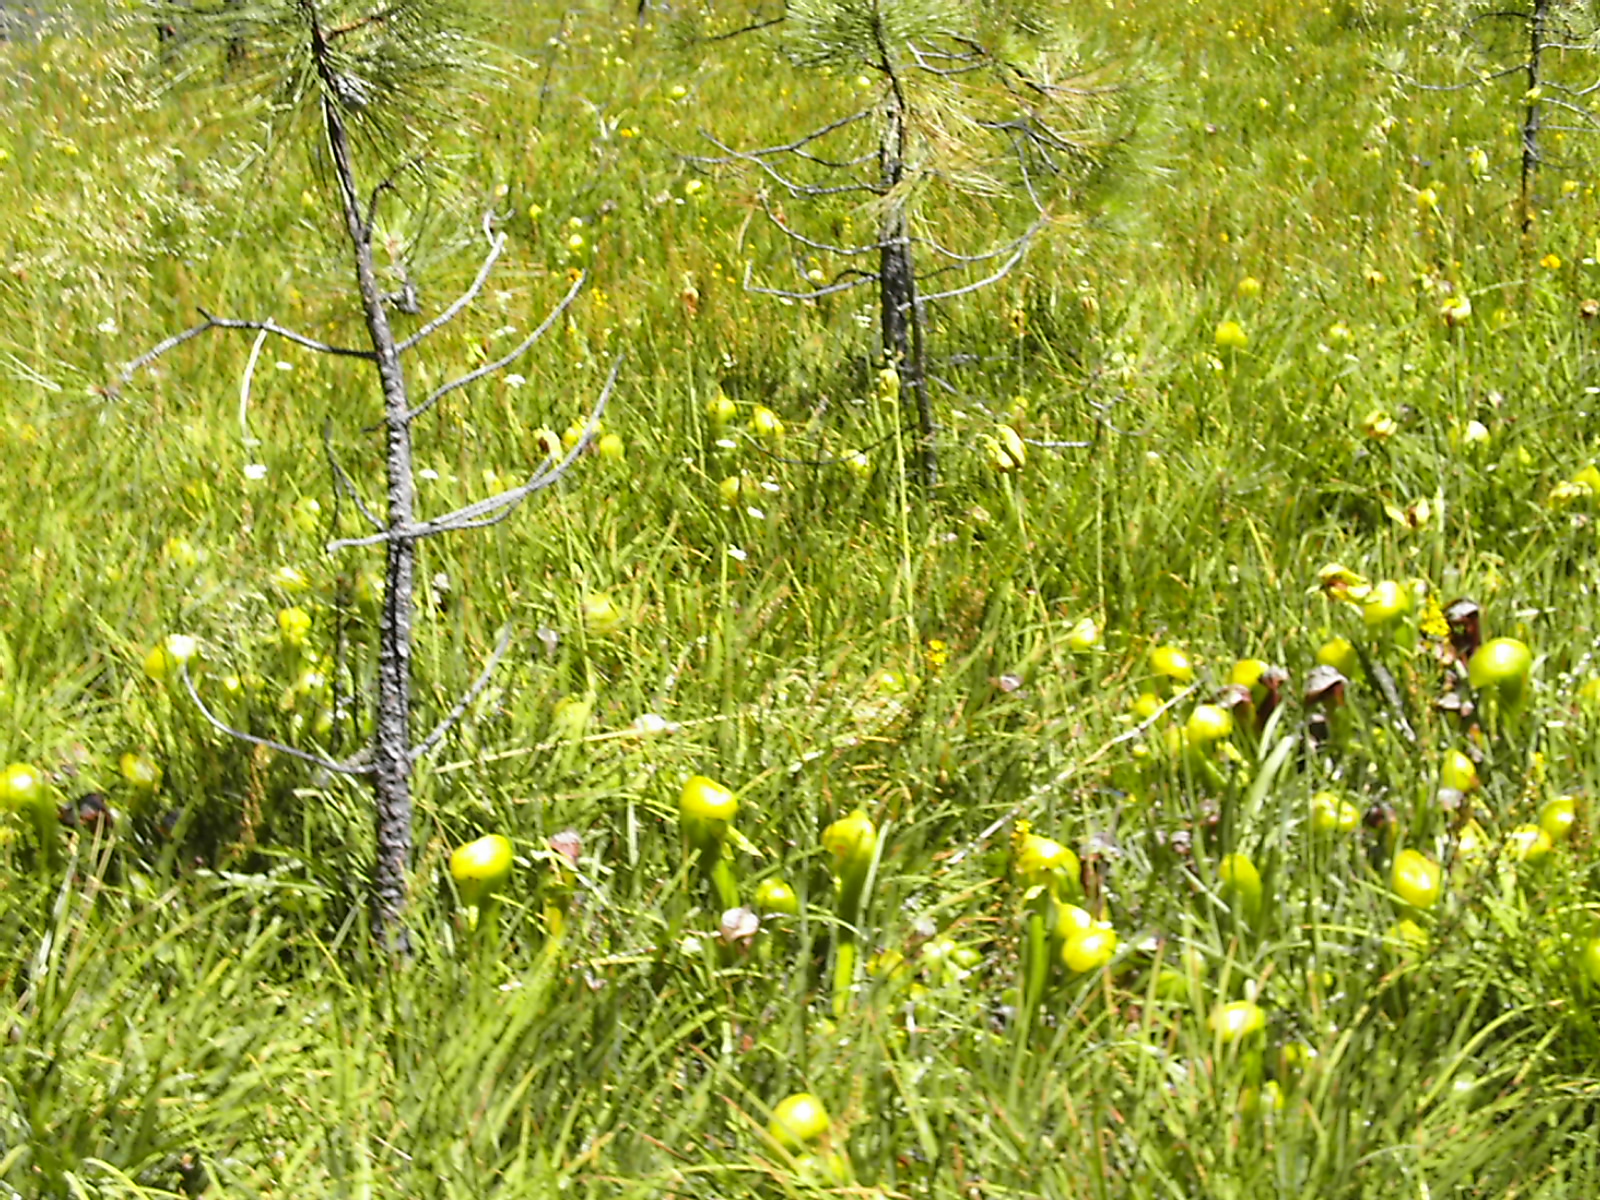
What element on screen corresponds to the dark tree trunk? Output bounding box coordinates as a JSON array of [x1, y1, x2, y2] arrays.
[[1521, 0, 1549, 235], [878, 102, 936, 487], [310, 2, 416, 952]]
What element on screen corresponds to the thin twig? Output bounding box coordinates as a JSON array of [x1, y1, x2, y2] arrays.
[[920, 216, 1047, 265], [396, 230, 507, 352], [180, 661, 372, 776], [758, 192, 891, 257], [1395, 63, 1525, 92], [742, 420, 910, 467], [698, 131, 879, 198], [409, 625, 515, 763], [742, 259, 876, 301], [116, 322, 214, 389], [238, 329, 268, 446], [915, 243, 1031, 308], [906, 39, 988, 77], [323, 420, 384, 532], [400, 270, 585, 425], [697, 109, 873, 159], [330, 355, 620, 551], [119, 312, 372, 397], [198, 309, 374, 358], [695, 13, 786, 42]]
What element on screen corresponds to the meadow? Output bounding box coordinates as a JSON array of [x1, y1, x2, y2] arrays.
[[3, 0, 1600, 1196]]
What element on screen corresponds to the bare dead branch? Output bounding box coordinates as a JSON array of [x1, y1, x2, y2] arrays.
[[1395, 63, 1526, 91], [396, 228, 508, 352], [198, 309, 374, 358], [742, 421, 908, 467], [758, 192, 891, 257], [401, 270, 585, 424], [920, 216, 1046, 265], [323, 420, 385, 533], [1541, 96, 1600, 125], [116, 322, 214, 389], [695, 13, 786, 42], [698, 108, 874, 158], [412, 356, 621, 537], [330, 356, 620, 551], [409, 624, 515, 763], [915, 243, 1031, 308], [118, 309, 373, 394], [238, 328, 268, 446], [698, 130, 880, 198], [906, 39, 988, 77], [180, 661, 372, 776], [742, 259, 876, 301]]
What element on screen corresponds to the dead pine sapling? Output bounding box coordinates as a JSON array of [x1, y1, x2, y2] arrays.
[[120, 0, 615, 951]]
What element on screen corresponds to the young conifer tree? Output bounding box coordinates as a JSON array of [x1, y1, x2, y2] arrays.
[[122, 0, 609, 950], [1411, 0, 1600, 234], [696, 0, 1121, 485]]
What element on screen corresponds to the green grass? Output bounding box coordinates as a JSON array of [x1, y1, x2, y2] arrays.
[[4, 0, 1600, 1195]]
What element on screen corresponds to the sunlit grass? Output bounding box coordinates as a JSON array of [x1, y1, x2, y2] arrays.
[[3, 0, 1600, 1195]]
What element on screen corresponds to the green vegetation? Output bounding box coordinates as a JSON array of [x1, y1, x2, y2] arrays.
[[6, 0, 1600, 1195]]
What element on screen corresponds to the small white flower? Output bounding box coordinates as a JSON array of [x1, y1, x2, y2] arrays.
[[274, 361, 293, 372], [244, 463, 268, 481], [727, 545, 748, 561], [419, 468, 440, 481], [504, 374, 526, 389], [164, 634, 198, 662], [715, 437, 737, 450], [97, 318, 118, 335], [746, 506, 766, 520], [631, 712, 676, 735]]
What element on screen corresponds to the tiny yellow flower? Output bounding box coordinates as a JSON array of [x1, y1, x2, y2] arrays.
[[1214, 320, 1248, 350], [1362, 409, 1398, 440], [1550, 479, 1592, 507], [162, 537, 200, 570], [277, 606, 313, 647], [876, 367, 901, 403], [1415, 187, 1439, 211], [750, 405, 785, 442], [1540, 253, 1562, 270], [1236, 276, 1262, 299], [1440, 295, 1472, 327]]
